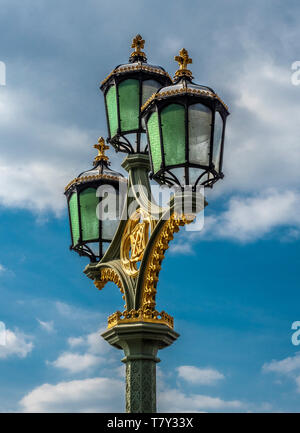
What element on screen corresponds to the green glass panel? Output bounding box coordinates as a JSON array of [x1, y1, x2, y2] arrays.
[[119, 79, 139, 132], [79, 188, 98, 242], [69, 193, 80, 246], [161, 104, 185, 166], [106, 85, 118, 137], [147, 111, 162, 173]]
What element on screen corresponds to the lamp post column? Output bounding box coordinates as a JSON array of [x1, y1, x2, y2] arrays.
[[102, 322, 179, 413]]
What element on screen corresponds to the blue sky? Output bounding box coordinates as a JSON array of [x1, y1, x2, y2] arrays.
[[0, 0, 300, 412]]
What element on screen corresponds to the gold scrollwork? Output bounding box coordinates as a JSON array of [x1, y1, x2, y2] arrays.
[[107, 307, 174, 329], [94, 268, 126, 308], [103, 213, 194, 330], [101, 65, 172, 87], [120, 208, 156, 278], [141, 87, 228, 113], [141, 213, 194, 312]]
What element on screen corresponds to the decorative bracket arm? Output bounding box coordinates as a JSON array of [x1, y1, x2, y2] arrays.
[[84, 153, 206, 329]]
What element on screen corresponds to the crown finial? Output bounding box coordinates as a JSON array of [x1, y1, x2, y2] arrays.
[[130, 34, 147, 62], [93, 137, 109, 164], [174, 48, 193, 79]]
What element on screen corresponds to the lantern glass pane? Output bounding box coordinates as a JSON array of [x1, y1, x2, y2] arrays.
[[168, 167, 185, 186], [69, 192, 80, 246], [88, 242, 99, 258], [147, 111, 162, 173], [139, 132, 148, 151], [213, 112, 223, 172], [142, 80, 161, 105], [102, 219, 119, 240], [189, 167, 202, 186], [80, 188, 98, 242], [188, 103, 212, 166], [119, 79, 139, 132], [161, 104, 185, 166], [106, 85, 118, 137], [102, 242, 110, 255]]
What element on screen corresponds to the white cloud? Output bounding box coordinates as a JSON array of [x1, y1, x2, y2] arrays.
[[0, 264, 6, 273], [0, 159, 68, 215], [207, 189, 300, 242], [67, 330, 109, 355], [169, 241, 194, 255], [295, 376, 300, 392], [55, 301, 103, 323], [19, 377, 124, 412], [158, 388, 243, 412], [114, 364, 125, 379], [263, 352, 300, 375], [19, 373, 243, 413], [172, 188, 300, 247], [0, 88, 95, 215], [49, 352, 103, 374], [55, 301, 74, 317], [68, 336, 85, 347], [218, 54, 300, 196], [50, 329, 110, 374], [0, 328, 33, 359], [156, 365, 244, 412], [177, 365, 225, 385], [263, 352, 300, 392], [37, 319, 54, 333]]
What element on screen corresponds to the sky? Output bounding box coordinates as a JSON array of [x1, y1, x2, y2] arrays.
[[0, 0, 300, 413]]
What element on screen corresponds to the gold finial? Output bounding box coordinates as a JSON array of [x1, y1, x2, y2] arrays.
[[130, 34, 147, 61], [93, 137, 109, 163], [174, 48, 193, 79]]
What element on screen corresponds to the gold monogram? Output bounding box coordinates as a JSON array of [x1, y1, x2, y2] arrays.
[[120, 208, 155, 277]]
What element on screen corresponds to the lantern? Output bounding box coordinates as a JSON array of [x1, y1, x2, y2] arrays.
[[142, 48, 230, 189], [100, 34, 172, 154], [65, 137, 126, 261]]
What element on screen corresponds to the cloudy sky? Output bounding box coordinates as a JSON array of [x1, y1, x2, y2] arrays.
[[0, 0, 300, 412]]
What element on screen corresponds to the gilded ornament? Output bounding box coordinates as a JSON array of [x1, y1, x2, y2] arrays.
[[107, 307, 174, 329], [93, 136, 109, 163], [174, 48, 193, 78], [120, 208, 156, 277], [94, 268, 126, 308]]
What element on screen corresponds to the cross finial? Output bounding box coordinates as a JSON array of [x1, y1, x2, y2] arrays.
[[130, 34, 147, 62], [174, 48, 193, 79], [93, 137, 109, 163]]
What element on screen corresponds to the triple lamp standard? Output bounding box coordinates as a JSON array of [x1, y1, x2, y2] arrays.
[[65, 35, 229, 413]]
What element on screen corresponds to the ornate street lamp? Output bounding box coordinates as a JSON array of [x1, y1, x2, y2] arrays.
[[66, 38, 229, 413], [100, 34, 172, 154], [64, 137, 126, 262], [142, 48, 229, 189]]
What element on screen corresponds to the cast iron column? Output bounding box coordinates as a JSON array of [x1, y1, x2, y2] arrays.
[[102, 322, 179, 413]]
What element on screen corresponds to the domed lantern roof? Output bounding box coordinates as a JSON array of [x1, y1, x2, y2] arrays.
[[100, 35, 172, 154], [141, 48, 230, 189], [64, 138, 126, 262]]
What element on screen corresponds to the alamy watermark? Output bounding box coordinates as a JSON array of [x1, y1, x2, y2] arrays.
[[0, 61, 6, 86], [96, 183, 205, 232], [291, 321, 300, 346], [0, 321, 6, 346], [291, 61, 300, 86]]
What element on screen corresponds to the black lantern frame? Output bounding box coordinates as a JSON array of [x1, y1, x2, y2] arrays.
[[65, 159, 126, 262], [100, 36, 172, 154], [142, 80, 229, 190]]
